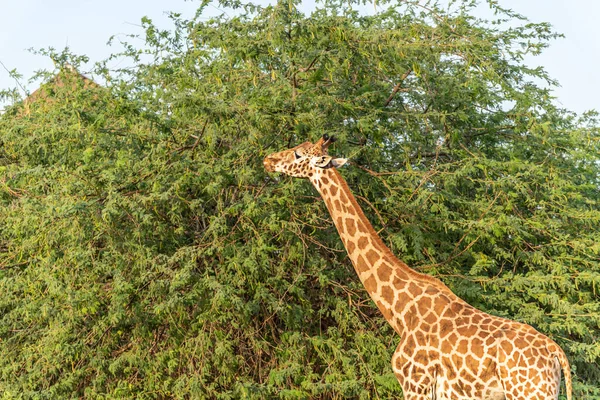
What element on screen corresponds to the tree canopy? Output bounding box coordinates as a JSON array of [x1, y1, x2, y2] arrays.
[[0, 0, 599, 398]]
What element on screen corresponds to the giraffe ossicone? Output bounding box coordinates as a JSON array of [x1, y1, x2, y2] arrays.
[[264, 135, 572, 400]]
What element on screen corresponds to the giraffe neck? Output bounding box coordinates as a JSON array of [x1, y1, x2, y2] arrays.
[[310, 168, 457, 335]]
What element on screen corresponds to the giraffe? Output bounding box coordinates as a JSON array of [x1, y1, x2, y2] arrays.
[[263, 135, 572, 400]]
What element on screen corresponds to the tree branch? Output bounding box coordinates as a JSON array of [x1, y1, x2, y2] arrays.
[[299, 54, 319, 72], [384, 69, 412, 107]]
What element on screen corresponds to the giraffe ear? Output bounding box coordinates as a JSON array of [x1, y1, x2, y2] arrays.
[[311, 156, 348, 169], [310, 156, 332, 168], [330, 158, 347, 168]]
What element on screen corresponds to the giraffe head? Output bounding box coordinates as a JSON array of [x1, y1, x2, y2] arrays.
[[263, 134, 347, 178]]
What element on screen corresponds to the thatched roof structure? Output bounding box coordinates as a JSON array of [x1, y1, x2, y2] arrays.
[[23, 64, 99, 108]]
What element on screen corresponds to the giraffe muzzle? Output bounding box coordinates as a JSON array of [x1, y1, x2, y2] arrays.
[[263, 156, 276, 172]]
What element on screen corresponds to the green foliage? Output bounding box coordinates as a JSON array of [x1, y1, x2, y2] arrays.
[[1, 0, 599, 397]]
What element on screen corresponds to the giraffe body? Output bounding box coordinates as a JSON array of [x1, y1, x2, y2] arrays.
[[264, 136, 572, 400]]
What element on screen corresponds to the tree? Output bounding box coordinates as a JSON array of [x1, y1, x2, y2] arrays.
[[1, 0, 599, 397]]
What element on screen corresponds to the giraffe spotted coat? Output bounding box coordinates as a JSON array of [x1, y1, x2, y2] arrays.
[[264, 136, 572, 400]]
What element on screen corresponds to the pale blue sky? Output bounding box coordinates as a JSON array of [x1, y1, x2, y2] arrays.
[[1, 0, 598, 114]]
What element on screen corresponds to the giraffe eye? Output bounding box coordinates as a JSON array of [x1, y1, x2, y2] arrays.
[[294, 151, 302, 160]]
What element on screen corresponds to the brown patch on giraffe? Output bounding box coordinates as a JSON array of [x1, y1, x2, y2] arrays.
[[421, 321, 432, 333], [321, 176, 329, 185], [478, 326, 491, 337], [481, 358, 496, 382], [377, 263, 393, 282], [365, 249, 380, 264], [452, 354, 464, 371], [451, 381, 467, 396], [334, 199, 341, 211], [533, 338, 546, 350], [464, 363, 479, 381], [442, 356, 457, 379], [414, 329, 426, 345], [417, 296, 432, 313], [500, 339, 513, 355], [390, 275, 403, 290], [427, 352, 439, 366], [525, 381, 534, 393], [356, 219, 368, 233], [376, 300, 393, 320], [347, 240, 356, 255], [457, 339, 469, 355], [471, 337, 485, 358], [339, 189, 348, 203], [470, 313, 484, 325], [357, 236, 369, 250], [345, 218, 357, 236], [330, 185, 338, 196], [439, 319, 454, 338], [514, 337, 527, 349], [403, 334, 416, 354], [441, 306, 456, 320], [423, 312, 437, 325], [406, 283, 423, 297], [533, 371, 546, 384], [451, 301, 465, 314], [363, 274, 378, 293], [355, 254, 370, 274], [433, 294, 450, 316], [474, 381, 485, 393], [457, 325, 477, 340], [404, 306, 420, 330], [458, 373, 476, 397], [536, 357, 545, 369], [490, 319, 506, 329], [395, 268, 411, 282], [414, 349, 429, 365], [381, 284, 394, 304], [446, 332, 458, 344]]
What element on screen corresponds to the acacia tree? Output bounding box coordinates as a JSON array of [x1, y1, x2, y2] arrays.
[[1, 0, 599, 398]]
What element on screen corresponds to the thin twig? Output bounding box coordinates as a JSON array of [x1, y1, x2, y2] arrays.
[[175, 119, 209, 154], [355, 194, 387, 229], [0, 60, 27, 94]]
